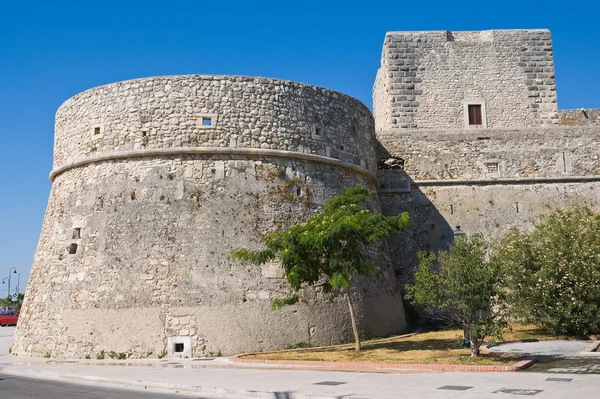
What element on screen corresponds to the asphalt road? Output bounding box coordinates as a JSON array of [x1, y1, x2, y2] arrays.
[[0, 373, 230, 399]]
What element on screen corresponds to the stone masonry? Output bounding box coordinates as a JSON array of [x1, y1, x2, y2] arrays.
[[373, 31, 600, 294], [12, 76, 405, 359], [13, 29, 600, 358], [373, 30, 558, 130]]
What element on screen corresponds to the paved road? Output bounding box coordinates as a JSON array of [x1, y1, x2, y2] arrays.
[[0, 372, 229, 399]]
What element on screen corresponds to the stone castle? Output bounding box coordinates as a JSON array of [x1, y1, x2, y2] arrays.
[[12, 29, 600, 358]]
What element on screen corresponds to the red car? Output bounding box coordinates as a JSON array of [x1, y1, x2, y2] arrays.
[[0, 311, 18, 327]]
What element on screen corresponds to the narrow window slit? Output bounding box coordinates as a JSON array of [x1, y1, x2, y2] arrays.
[[67, 243, 78, 254]]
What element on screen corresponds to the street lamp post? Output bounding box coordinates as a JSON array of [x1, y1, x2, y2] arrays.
[[7, 268, 17, 300], [17, 274, 20, 294]]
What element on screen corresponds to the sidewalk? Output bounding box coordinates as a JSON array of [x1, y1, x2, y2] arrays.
[[1, 329, 600, 398], [3, 355, 600, 398]]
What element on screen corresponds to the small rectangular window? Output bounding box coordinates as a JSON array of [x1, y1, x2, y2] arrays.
[[94, 127, 101, 135], [485, 162, 499, 173], [174, 343, 184, 353], [72, 228, 81, 239], [468, 105, 482, 125], [202, 117, 212, 126], [315, 127, 322, 136]]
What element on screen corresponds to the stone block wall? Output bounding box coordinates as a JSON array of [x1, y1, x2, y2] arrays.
[[54, 75, 376, 172], [559, 109, 600, 126], [13, 76, 406, 359], [377, 127, 600, 181], [373, 30, 558, 130], [376, 124, 600, 291], [379, 181, 600, 293]]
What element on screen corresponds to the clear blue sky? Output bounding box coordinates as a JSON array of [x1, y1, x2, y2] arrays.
[[1, 0, 599, 294]]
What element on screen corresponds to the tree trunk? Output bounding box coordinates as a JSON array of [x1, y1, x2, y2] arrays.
[[470, 338, 480, 357], [346, 293, 361, 351]]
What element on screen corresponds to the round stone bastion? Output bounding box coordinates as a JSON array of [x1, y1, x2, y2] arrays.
[[13, 75, 406, 358]]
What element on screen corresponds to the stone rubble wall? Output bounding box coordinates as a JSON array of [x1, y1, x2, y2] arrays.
[[54, 75, 376, 173], [559, 109, 600, 126], [376, 124, 600, 294], [373, 30, 558, 130], [13, 76, 406, 359], [377, 127, 600, 182], [379, 181, 600, 294]]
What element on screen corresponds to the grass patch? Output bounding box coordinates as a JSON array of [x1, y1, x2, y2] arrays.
[[502, 323, 552, 341], [244, 325, 545, 366]]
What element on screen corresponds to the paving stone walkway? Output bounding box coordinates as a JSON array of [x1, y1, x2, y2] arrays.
[[2, 328, 600, 397], [488, 340, 600, 374]]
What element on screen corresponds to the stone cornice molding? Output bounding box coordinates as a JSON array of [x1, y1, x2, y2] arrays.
[[49, 147, 378, 184], [378, 175, 600, 193]]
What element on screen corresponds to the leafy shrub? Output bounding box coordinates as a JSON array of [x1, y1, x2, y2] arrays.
[[405, 234, 506, 357], [493, 205, 600, 336]]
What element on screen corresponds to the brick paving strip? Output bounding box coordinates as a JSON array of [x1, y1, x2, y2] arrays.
[[229, 355, 536, 372]]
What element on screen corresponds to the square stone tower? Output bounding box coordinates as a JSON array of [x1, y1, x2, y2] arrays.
[[373, 29, 558, 130]]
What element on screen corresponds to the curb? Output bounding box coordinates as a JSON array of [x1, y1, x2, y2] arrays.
[[230, 355, 536, 373]]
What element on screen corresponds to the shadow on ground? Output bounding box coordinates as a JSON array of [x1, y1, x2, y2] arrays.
[[525, 355, 600, 374]]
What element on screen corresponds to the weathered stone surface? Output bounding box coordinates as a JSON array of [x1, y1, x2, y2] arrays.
[[559, 109, 600, 126], [374, 30, 558, 130], [372, 30, 600, 294], [16, 28, 600, 358], [13, 76, 406, 359]]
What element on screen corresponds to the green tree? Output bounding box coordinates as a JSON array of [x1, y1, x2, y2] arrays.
[[0, 293, 23, 311], [405, 234, 506, 357], [229, 184, 410, 351], [492, 205, 600, 336]]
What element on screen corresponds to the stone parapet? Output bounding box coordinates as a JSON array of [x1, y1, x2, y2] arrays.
[[559, 109, 600, 126]]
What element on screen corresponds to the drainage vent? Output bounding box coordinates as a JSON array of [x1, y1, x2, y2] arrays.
[[174, 343, 184, 353]]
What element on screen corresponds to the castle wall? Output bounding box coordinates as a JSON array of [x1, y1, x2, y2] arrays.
[[559, 109, 600, 126], [376, 125, 600, 288], [373, 30, 558, 130], [14, 76, 405, 358], [53, 75, 375, 171], [377, 127, 600, 181], [379, 182, 600, 291]]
